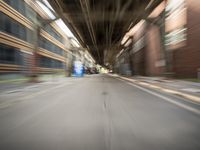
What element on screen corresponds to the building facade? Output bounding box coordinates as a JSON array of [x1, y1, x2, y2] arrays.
[[116, 0, 200, 78], [0, 0, 80, 77]]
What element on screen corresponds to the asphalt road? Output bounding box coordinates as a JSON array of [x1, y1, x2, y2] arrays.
[[0, 74, 200, 150]]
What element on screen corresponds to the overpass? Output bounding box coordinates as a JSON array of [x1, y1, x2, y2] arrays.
[[49, 0, 163, 65]]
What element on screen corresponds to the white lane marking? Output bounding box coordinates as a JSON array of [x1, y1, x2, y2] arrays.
[[181, 88, 200, 93], [117, 76, 200, 104], [117, 78, 200, 115]]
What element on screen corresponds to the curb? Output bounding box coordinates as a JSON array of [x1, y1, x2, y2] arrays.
[[0, 78, 28, 84]]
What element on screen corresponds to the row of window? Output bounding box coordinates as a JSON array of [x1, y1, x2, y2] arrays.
[[44, 24, 63, 44], [0, 43, 63, 69], [0, 12, 34, 43], [39, 36, 64, 56], [1, 0, 65, 68], [3, 0, 64, 44], [0, 44, 21, 65], [3, 0, 37, 23], [0, 12, 64, 56], [39, 56, 63, 69]]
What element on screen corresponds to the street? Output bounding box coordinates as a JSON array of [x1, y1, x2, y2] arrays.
[[0, 74, 200, 150]]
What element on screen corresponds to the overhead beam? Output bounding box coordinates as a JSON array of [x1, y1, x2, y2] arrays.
[[63, 11, 140, 23]]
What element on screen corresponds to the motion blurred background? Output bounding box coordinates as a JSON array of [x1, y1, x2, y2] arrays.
[[0, 1, 200, 150], [0, 0, 199, 81]]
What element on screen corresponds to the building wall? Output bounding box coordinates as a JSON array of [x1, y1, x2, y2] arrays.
[[132, 48, 146, 75], [145, 25, 163, 76], [133, 0, 200, 78], [130, 2, 166, 77], [117, 0, 199, 78], [0, 0, 72, 74], [131, 21, 146, 75], [172, 0, 200, 77]]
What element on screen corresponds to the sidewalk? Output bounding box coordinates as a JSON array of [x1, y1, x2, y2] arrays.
[[110, 74, 200, 104], [0, 74, 68, 93], [131, 76, 200, 97]]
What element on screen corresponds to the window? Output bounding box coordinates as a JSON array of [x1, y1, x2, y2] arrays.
[[0, 12, 11, 33], [166, 0, 185, 15], [25, 3, 37, 22], [26, 28, 34, 43], [132, 37, 145, 53], [40, 56, 63, 68], [4, 0, 63, 44], [0, 12, 34, 43], [3, 0, 25, 16], [0, 44, 21, 65], [39, 37, 64, 56], [44, 25, 63, 43], [3, 0, 37, 23], [165, 28, 187, 45]]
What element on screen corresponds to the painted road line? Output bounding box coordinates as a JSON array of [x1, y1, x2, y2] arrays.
[[117, 78, 200, 115], [181, 88, 200, 93], [117, 76, 200, 104]]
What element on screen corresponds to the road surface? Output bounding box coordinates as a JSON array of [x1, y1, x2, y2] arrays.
[[0, 74, 200, 150]]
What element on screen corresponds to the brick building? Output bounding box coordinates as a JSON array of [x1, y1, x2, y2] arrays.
[[166, 0, 200, 78], [123, 0, 200, 78]]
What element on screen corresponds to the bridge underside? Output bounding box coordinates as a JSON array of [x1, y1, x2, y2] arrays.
[[49, 0, 163, 65]]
